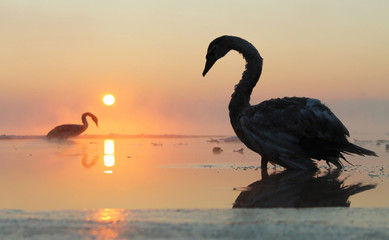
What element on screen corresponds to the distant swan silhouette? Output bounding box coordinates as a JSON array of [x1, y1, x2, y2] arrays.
[[202, 35, 377, 170], [47, 112, 98, 139]]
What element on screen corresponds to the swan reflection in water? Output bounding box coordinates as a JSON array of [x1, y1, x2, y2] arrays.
[[233, 169, 376, 208], [81, 154, 98, 168], [80, 139, 115, 173]]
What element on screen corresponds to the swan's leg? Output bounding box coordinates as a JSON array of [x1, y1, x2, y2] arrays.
[[261, 156, 268, 169], [326, 160, 331, 168], [261, 156, 269, 179]]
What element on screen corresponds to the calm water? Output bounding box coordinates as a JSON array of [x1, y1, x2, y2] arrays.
[[1, 135, 389, 239], [0, 135, 388, 210]]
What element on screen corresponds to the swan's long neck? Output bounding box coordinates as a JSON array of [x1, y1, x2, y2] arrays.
[[81, 113, 89, 128], [228, 37, 263, 124]]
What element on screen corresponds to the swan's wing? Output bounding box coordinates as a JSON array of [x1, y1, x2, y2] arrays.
[[238, 97, 349, 169], [47, 124, 85, 138]]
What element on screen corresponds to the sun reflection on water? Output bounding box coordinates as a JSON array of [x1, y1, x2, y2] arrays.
[[97, 208, 123, 222], [86, 208, 126, 239], [104, 139, 115, 173], [104, 155, 115, 167]]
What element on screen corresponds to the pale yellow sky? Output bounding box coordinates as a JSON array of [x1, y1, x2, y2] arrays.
[[0, 0, 388, 135]]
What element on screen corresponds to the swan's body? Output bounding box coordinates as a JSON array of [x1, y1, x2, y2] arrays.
[[203, 35, 376, 170], [47, 112, 98, 139]]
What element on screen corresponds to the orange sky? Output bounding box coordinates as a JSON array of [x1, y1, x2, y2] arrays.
[[0, 1, 388, 135]]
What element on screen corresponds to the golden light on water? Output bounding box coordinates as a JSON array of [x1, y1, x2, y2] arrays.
[[87, 209, 125, 239], [103, 94, 115, 106], [104, 139, 115, 155], [97, 208, 123, 222], [104, 155, 115, 167], [104, 139, 115, 173]]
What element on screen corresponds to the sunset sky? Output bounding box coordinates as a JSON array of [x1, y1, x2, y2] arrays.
[[1, 0, 388, 136]]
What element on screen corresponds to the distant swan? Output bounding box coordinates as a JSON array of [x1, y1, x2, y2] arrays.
[[47, 112, 98, 139], [202, 35, 376, 170]]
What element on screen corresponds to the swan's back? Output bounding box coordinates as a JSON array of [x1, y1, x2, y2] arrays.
[[47, 124, 86, 139]]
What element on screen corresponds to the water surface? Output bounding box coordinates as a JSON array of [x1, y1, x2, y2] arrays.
[[0, 135, 388, 210]]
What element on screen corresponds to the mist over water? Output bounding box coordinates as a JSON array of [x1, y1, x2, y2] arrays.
[[0, 98, 388, 137], [327, 99, 389, 138]]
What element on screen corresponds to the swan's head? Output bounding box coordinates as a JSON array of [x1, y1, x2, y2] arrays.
[[84, 112, 99, 127], [202, 36, 232, 76], [92, 115, 99, 127]]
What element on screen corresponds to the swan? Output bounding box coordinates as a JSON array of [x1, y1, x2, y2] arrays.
[[202, 35, 377, 170], [47, 112, 98, 139]]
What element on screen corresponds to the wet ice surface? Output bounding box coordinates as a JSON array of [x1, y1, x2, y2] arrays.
[[0, 134, 388, 239], [1, 208, 389, 240]]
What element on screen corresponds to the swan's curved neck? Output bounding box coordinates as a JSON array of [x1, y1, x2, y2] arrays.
[[228, 37, 263, 122], [81, 113, 89, 127]]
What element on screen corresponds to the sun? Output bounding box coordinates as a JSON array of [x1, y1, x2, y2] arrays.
[[103, 94, 115, 106]]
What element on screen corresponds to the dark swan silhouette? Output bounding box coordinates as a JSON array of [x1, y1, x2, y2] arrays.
[[202, 35, 377, 170], [233, 169, 376, 208], [47, 112, 98, 139]]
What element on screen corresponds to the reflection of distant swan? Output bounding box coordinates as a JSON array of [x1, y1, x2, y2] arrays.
[[203, 36, 377, 170], [82, 154, 98, 168], [233, 169, 376, 208], [47, 112, 98, 139]]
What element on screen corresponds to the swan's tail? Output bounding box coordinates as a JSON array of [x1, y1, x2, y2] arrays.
[[343, 143, 378, 157]]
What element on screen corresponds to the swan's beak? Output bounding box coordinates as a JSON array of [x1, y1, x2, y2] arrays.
[[202, 58, 216, 76]]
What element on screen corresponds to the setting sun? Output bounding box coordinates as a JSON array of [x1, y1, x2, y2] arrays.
[[103, 94, 115, 106]]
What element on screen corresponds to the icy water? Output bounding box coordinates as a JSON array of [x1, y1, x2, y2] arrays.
[[0, 134, 388, 239]]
